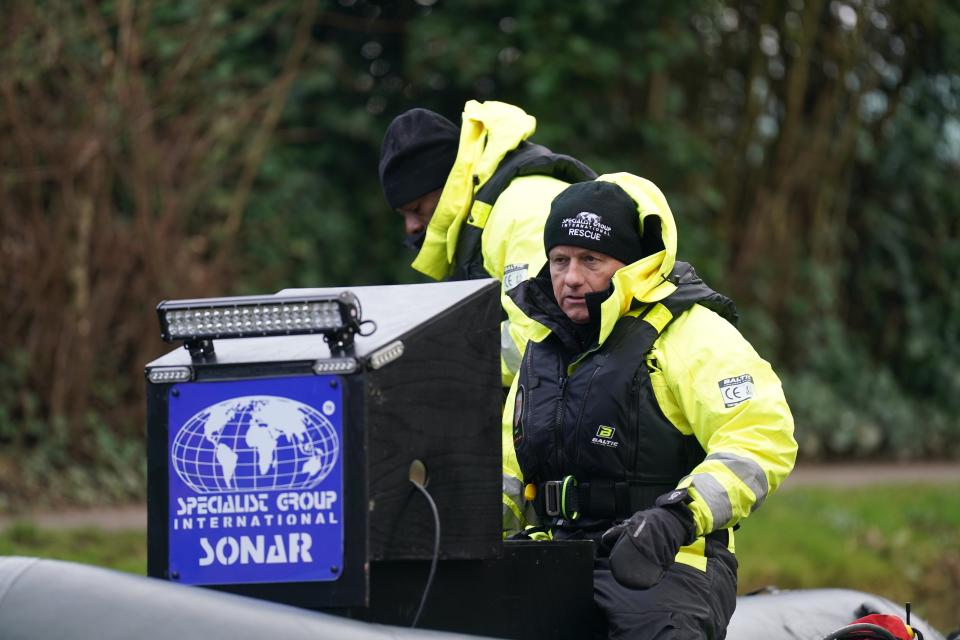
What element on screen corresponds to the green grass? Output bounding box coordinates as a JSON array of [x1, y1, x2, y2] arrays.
[[736, 484, 960, 634], [0, 522, 146, 575], [1, 485, 958, 633]]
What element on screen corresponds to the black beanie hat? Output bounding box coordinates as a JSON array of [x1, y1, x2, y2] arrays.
[[544, 181, 645, 265], [378, 108, 460, 209]]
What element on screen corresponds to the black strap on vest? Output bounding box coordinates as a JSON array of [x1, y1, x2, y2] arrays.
[[450, 142, 596, 281], [531, 477, 731, 548], [532, 478, 676, 521], [451, 224, 491, 281], [660, 261, 739, 326], [473, 142, 596, 206]]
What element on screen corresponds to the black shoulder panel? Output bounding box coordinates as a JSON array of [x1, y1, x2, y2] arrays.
[[450, 143, 595, 281], [473, 142, 596, 207], [662, 261, 739, 327]]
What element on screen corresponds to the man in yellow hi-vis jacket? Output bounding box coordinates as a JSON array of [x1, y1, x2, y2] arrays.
[[378, 101, 596, 387], [502, 174, 797, 638]]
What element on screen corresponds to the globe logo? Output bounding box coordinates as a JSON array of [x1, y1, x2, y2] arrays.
[[171, 395, 339, 494]]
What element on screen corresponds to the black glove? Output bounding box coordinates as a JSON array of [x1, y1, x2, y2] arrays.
[[600, 490, 697, 589]]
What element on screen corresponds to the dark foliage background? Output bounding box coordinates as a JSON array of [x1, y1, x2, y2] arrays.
[[2, 0, 958, 507]]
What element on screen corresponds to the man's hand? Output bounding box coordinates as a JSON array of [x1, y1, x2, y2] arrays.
[[600, 493, 697, 589]]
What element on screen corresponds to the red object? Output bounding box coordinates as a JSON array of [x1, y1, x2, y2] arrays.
[[852, 614, 913, 640]]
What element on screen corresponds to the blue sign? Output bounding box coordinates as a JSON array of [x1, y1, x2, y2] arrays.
[[167, 375, 343, 585]]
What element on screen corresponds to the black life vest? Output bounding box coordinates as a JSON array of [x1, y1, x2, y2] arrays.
[[512, 262, 738, 521], [451, 141, 596, 281]]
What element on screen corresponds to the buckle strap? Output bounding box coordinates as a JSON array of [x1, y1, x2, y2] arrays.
[[579, 480, 673, 519], [532, 477, 676, 520], [542, 475, 580, 519]]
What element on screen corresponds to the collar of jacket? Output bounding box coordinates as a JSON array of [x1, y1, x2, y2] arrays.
[[411, 100, 537, 280], [510, 172, 682, 349], [514, 267, 605, 355]]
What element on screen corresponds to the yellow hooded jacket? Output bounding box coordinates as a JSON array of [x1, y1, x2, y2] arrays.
[[501, 173, 798, 571], [411, 100, 594, 385]]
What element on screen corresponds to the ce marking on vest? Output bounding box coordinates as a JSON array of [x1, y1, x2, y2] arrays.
[[718, 374, 755, 408]]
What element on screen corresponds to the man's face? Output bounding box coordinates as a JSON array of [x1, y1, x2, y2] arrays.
[[396, 188, 443, 238], [548, 245, 625, 324]]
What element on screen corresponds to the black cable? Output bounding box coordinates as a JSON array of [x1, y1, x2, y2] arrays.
[[409, 479, 441, 629], [349, 295, 377, 337], [358, 318, 377, 337]]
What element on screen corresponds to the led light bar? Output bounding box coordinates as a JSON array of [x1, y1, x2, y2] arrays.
[[369, 340, 404, 370], [312, 357, 358, 374], [157, 292, 363, 358], [146, 366, 193, 384]]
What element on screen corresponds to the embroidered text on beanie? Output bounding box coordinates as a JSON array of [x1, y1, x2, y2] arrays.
[[378, 108, 460, 209], [543, 181, 644, 265]]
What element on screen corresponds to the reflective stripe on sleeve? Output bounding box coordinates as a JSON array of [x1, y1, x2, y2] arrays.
[[501, 320, 522, 375], [503, 495, 524, 534], [503, 473, 524, 502], [687, 473, 733, 531], [502, 473, 526, 534], [705, 452, 769, 511]]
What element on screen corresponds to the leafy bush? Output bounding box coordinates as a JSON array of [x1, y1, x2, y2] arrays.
[[1, 1, 958, 506]]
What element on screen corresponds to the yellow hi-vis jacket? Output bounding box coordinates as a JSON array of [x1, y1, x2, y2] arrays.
[[411, 100, 594, 386], [501, 172, 797, 572]]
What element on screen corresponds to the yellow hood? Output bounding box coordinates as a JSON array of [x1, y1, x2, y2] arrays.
[[520, 172, 680, 346], [594, 173, 679, 343], [411, 100, 537, 280]]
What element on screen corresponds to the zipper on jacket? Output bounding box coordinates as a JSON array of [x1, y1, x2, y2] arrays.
[[554, 375, 567, 474], [630, 369, 642, 476], [573, 364, 603, 472]]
